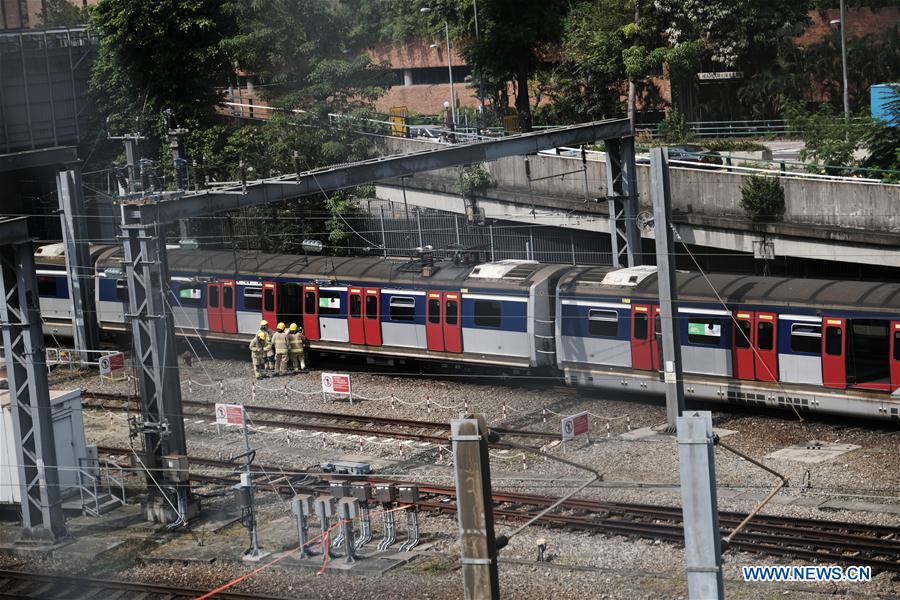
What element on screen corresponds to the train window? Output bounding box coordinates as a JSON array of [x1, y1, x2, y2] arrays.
[[895, 331, 900, 361], [587, 309, 618, 337], [428, 298, 441, 324], [350, 294, 361, 319], [263, 287, 275, 312], [687, 318, 722, 345], [208, 285, 219, 308], [445, 299, 459, 325], [633, 313, 648, 339], [223, 286, 234, 309], [37, 276, 57, 297], [318, 291, 341, 316], [365, 295, 378, 320], [825, 326, 842, 356], [735, 319, 751, 348], [389, 296, 416, 321], [177, 286, 202, 307], [474, 300, 502, 327], [116, 280, 129, 302], [304, 291, 316, 314], [757, 322, 774, 350], [790, 323, 821, 354], [244, 287, 262, 311]]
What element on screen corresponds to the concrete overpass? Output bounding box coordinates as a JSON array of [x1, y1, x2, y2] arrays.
[[373, 137, 900, 269]]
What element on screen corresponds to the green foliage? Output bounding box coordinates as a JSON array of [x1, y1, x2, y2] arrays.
[[658, 109, 691, 144], [781, 100, 871, 172], [458, 164, 492, 197], [740, 176, 785, 222], [39, 0, 89, 27]]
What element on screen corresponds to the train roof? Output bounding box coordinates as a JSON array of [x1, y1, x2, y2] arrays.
[[95, 247, 568, 291], [559, 266, 900, 312]]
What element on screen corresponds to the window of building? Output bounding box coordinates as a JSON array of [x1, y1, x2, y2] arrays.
[[223, 286, 234, 309], [790, 323, 821, 354], [318, 291, 341, 316], [264, 287, 275, 312], [350, 294, 361, 319], [446, 299, 459, 325], [428, 298, 441, 324], [473, 300, 502, 327], [735, 319, 752, 348], [895, 331, 900, 361], [687, 318, 722, 345], [757, 321, 774, 350], [633, 313, 648, 339], [208, 285, 219, 308], [389, 296, 416, 322], [587, 309, 618, 337], [177, 285, 202, 307], [366, 295, 378, 319], [116, 280, 129, 303], [37, 276, 57, 297], [244, 287, 262, 311], [825, 326, 842, 356], [304, 290, 316, 314]]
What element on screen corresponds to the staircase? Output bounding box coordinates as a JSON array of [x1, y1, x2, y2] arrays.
[[71, 456, 127, 517]]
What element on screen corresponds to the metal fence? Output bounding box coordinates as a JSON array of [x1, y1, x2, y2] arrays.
[[348, 198, 613, 266]]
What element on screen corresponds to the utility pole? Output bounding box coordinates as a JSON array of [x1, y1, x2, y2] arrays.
[[451, 415, 501, 600], [839, 0, 850, 124], [107, 122, 145, 194], [650, 146, 685, 430], [445, 20, 457, 128], [165, 109, 191, 239], [627, 2, 640, 129], [472, 0, 486, 126], [677, 411, 724, 600]]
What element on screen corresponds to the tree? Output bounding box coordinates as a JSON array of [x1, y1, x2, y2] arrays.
[[90, 0, 240, 140], [39, 0, 89, 27], [740, 175, 785, 222]]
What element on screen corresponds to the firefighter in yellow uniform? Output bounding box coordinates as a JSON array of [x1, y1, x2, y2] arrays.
[[272, 322, 290, 376], [258, 320, 274, 374], [249, 331, 268, 379], [288, 323, 306, 372]]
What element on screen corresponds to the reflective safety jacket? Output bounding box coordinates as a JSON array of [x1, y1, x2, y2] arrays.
[[288, 332, 305, 354], [271, 331, 289, 354]]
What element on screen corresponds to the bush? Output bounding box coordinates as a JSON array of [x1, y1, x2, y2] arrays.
[[740, 175, 785, 222], [658, 109, 691, 144], [459, 164, 492, 196]]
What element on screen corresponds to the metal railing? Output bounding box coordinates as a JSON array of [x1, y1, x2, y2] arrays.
[[636, 117, 870, 139], [77, 457, 126, 517]]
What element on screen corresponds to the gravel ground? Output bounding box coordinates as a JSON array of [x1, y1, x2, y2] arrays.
[[23, 356, 900, 598]]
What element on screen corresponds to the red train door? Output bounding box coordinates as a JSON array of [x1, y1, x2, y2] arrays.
[[754, 312, 778, 381], [221, 280, 237, 333], [631, 304, 653, 370], [303, 285, 320, 341], [347, 287, 365, 344], [262, 282, 277, 326], [426, 291, 444, 351], [732, 311, 755, 380], [443, 292, 462, 353], [891, 321, 900, 393], [364, 288, 382, 346], [652, 306, 661, 371], [822, 317, 846, 389], [207, 282, 223, 332]]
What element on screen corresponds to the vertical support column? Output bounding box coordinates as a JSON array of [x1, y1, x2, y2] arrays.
[[56, 163, 100, 354], [604, 136, 641, 268], [451, 416, 500, 600], [120, 206, 194, 523], [677, 411, 724, 600], [0, 237, 65, 541], [650, 147, 685, 430]]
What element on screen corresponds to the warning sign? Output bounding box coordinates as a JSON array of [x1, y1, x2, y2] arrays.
[[321, 372, 351, 395], [561, 411, 589, 442], [215, 403, 244, 426], [99, 352, 125, 376]]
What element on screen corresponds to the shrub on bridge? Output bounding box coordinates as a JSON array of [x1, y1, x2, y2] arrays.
[[740, 175, 785, 222]]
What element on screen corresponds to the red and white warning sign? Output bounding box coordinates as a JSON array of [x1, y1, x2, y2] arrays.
[[321, 372, 352, 395], [561, 411, 590, 442], [215, 403, 244, 426], [99, 352, 125, 376]]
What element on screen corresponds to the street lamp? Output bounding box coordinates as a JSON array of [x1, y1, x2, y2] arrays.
[[829, 0, 850, 123], [421, 7, 457, 128]]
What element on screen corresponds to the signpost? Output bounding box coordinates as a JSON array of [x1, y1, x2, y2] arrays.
[[99, 351, 126, 381], [215, 403, 245, 427], [560, 411, 590, 452], [321, 372, 353, 404]]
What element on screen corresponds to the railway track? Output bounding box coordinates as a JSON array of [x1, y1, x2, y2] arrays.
[[81, 391, 556, 447], [96, 446, 900, 573], [0, 569, 287, 599]]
